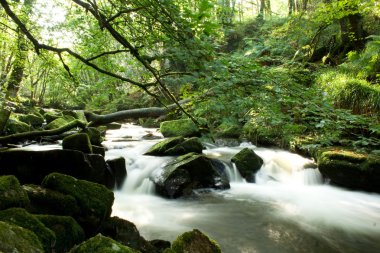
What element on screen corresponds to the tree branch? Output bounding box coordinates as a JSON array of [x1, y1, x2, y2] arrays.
[[86, 49, 130, 61], [107, 6, 146, 23]]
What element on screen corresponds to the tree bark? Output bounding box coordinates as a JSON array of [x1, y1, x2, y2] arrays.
[[0, 120, 87, 145]]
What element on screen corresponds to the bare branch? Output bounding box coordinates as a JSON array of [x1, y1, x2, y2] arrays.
[[86, 49, 130, 61], [107, 6, 146, 23]]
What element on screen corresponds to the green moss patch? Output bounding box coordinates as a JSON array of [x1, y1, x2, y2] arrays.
[[0, 175, 29, 210]]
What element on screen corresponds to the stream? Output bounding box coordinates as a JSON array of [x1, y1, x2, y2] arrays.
[[104, 124, 380, 253]]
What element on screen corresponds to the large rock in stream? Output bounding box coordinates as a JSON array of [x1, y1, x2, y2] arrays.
[[0, 175, 29, 210], [231, 148, 263, 182], [0, 149, 113, 187], [317, 148, 380, 192], [160, 119, 200, 138], [151, 153, 230, 198]]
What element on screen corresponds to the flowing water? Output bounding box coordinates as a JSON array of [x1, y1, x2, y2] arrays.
[[104, 124, 380, 253]]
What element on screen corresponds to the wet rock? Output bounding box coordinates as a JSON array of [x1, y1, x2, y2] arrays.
[[0, 149, 98, 185], [106, 122, 122, 130], [0, 220, 44, 253], [0, 175, 29, 210], [5, 118, 31, 134], [0, 208, 56, 252], [36, 215, 85, 253], [166, 229, 221, 253], [152, 153, 230, 198], [45, 115, 76, 130], [92, 145, 106, 156], [18, 113, 45, 128], [63, 133, 93, 154], [150, 239, 171, 253], [106, 157, 127, 189], [68, 233, 140, 253], [22, 184, 80, 216], [160, 119, 200, 138], [82, 127, 103, 146], [100, 216, 157, 253], [317, 148, 380, 193], [145, 137, 203, 156], [86, 154, 108, 184], [231, 148, 263, 182], [42, 173, 114, 237]]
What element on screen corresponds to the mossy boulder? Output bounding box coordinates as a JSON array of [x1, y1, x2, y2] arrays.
[[18, 113, 45, 128], [0, 175, 29, 210], [317, 148, 380, 192], [63, 110, 87, 123], [68, 233, 140, 253], [0, 220, 44, 253], [82, 127, 103, 145], [106, 157, 127, 190], [5, 118, 31, 134], [93, 145, 106, 157], [45, 115, 76, 130], [231, 148, 263, 182], [86, 154, 113, 187], [36, 215, 85, 253], [44, 110, 63, 124], [100, 216, 157, 253], [160, 119, 200, 138], [62, 133, 93, 154], [168, 229, 221, 253], [0, 208, 56, 252], [215, 122, 241, 138], [42, 173, 114, 236], [145, 137, 203, 156], [23, 184, 80, 216], [151, 153, 230, 198], [0, 150, 96, 185], [106, 122, 122, 130]]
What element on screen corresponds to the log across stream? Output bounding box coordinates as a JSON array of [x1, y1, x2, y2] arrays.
[[103, 124, 380, 253]]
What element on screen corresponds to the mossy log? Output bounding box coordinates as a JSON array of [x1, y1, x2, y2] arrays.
[[85, 99, 190, 127], [0, 120, 87, 145]]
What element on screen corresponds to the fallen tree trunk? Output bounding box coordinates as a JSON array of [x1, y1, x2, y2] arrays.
[[0, 120, 87, 145], [85, 99, 190, 127]]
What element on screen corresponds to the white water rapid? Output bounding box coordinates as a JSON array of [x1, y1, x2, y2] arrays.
[[105, 124, 380, 253]]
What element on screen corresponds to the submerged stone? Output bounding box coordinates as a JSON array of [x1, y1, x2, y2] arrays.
[[231, 148, 263, 182], [0, 220, 44, 253], [42, 173, 114, 236], [0, 175, 29, 210], [0, 208, 56, 252], [68, 233, 140, 253], [160, 119, 200, 137]]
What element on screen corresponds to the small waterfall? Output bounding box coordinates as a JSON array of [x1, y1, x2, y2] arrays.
[[228, 163, 245, 182]]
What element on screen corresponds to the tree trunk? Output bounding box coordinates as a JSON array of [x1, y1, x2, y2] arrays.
[[288, 0, 295, 15], [339, 12, 366, 53], [0, 29, 27, 134]]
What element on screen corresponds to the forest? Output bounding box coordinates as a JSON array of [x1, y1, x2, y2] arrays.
[[0, 0, 380, 253]]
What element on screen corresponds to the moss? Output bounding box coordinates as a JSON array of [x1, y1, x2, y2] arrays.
[[215, 122, 242, 138], [160, 119, 200, 137], [144, 137, 184, 156], [18, 113, 44, 127], [68, 233, 141, 253], [82, 127, 103, 145], [22, 184, 80, 216], [62, 133, 93, 154], [36, 215, 85, 253], [0, 175, 29, 210], [5, 118, 31, 134], [0, 208, 56, 252], [231, 148, 263, 182], [0, 221, 44, 253], [42, 173, 114, 235], [63, 110, 88, 123], [166, 137, 204, 156], [318, 148, 367, 163], [45, 115, 76, 130], [170, 229, 221, 253]]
